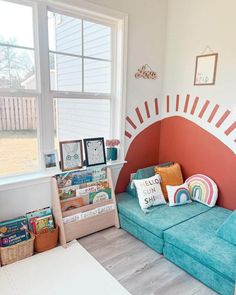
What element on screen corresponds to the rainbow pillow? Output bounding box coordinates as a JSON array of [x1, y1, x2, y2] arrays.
[[166, 183, 192, 207], [185, 174, 218, 207]]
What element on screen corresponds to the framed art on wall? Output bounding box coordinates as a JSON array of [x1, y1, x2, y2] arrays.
[[84, 137, 106, 167], [59, 140, 83, 171], [194, 53, 218, 85]]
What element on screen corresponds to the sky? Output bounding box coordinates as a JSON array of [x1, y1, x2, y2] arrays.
[[0, 0, 34, 48]]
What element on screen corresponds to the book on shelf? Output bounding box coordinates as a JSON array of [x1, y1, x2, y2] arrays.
[[55, 165, 108, 189], [59, 185, 80, 200], [89, 188, 112, 204], [60, 197, 85, 212]]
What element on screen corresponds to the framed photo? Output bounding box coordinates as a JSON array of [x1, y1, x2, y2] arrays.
[[194, 53, 218, 86], [59, 140, 83, 171], [84, 137, 106, 167], [43, 150, 59, 171]]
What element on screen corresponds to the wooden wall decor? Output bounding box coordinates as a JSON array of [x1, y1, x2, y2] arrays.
[[135, 64, 158, 80]]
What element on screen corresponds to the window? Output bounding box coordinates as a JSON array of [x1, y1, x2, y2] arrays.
[[0, 0, 126, 179], [48, 10, 113, 144], [0, 1, 39, 177]]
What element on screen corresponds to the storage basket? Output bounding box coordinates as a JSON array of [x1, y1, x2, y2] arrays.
[[34, 225, 58, 253], [0, 233, 34, 266]]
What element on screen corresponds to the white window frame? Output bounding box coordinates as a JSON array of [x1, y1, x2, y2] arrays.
[[0, 0, 128, 182]]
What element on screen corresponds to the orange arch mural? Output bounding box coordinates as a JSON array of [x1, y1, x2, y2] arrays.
[[116, 116, 236, 210]]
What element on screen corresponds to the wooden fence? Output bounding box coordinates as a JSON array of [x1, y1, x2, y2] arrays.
[[0, 97, 37, 131]]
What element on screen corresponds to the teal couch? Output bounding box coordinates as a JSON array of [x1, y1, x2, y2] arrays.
[[116, 166, 236, 295]]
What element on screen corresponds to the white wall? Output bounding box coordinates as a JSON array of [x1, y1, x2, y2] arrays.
[[0, 0, 168, 220], [163, 0, 236, 108], [162, 0, 236, 153]]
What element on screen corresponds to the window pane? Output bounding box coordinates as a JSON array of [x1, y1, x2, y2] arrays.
[[84, 59, 111, 93], [50, 53, 82, 91], [0, 1, 34, 48], [84, 21, 111, 60], [0, 97, 39, 177], [48, 11, 82, 55], [54, 98, 110, 143], [0, 46, 35, 89]]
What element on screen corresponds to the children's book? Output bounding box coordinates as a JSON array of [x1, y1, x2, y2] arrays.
[[89, 188, 112, 204], [59, 185, 80, 200], [0, 216, 28, 236], [76, 185, 97, 196], [26, 207, 52, 232], [60, 197, 84, 212], [56, 170, 93, 188], [87, 165, 107, 182], [0, 230, 28, 247], [31, 215, 54, 234]]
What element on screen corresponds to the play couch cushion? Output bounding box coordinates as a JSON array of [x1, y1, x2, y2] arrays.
[[117, 193, 211, 239], [217, 210, 236, 246], [164, 207, 236, 282]]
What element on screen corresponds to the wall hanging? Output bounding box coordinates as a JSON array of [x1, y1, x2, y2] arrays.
[[194, 52, 218, 86], [135, 64, 157, 80]]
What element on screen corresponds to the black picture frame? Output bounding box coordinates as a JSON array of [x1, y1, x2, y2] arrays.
[[84, 137, 107, 167]]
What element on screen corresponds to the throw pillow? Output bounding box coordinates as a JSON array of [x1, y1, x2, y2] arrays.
[[126, 162, 174, 198], [133, 174, 166, 212], [216, 210, 236, 246], [166, 183, 192, 207], [185, 174, 218, 207], [154, 163, 184, 201]]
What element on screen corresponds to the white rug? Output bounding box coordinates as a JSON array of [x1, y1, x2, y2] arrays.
[[0, 240, 130, 295]]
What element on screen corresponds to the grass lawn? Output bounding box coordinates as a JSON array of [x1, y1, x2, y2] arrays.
[[0, 131, 38, 177]]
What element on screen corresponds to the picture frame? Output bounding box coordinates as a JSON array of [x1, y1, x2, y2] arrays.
[[194, 53, 218, 86], [43, 150, 59, 171], [59, 140, 83, 171], [84, 137, 107, 167]]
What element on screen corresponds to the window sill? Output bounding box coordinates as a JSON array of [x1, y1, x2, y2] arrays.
[[0, 160, 127, 192], [0, 171, 58, 192]]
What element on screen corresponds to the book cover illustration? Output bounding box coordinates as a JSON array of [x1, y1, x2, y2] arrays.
[[87, 165, 107, 182], [60, 197, 84, 212], [0, 230, 28, 247], [76, 185, 97, 196], [26, 207, 52, 232], [56, 170, 93, 188], [89, 188, 112, 204], [32, 215, 54, 234], [59, 185, 80, 200], [0, 216, 28, 237]]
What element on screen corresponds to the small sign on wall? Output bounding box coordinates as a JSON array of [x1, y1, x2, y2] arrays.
[[135, 64, 158, 80], [194, 53, 218, 85]]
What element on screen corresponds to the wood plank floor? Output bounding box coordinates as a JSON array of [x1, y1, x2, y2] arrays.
[[79, 227, 216, 295]]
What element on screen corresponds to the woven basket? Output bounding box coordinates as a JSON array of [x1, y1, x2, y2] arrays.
[[0, 233, 35, 266]]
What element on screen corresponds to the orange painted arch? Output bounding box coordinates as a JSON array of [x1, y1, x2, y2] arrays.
[[116, 116, 236, 210]]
